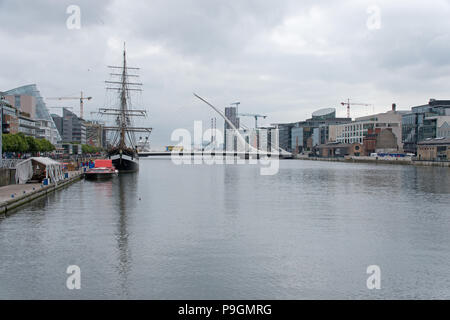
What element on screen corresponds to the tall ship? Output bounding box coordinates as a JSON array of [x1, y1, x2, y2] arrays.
[[99, 44, 152, 172]]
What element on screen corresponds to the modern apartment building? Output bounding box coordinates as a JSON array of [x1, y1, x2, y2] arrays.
[[1, 97, 18, 134], [18, 115, 37, 137], [35, 119, 59, 145], [0, 95, 37, 138], [402, 99, 450, 154], [3, 84, 61, 144]]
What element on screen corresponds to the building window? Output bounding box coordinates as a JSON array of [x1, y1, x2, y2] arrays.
[[15, 95, 21, 108]]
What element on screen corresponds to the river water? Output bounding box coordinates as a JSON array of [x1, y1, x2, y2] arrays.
[[0, 159, 449, 299]]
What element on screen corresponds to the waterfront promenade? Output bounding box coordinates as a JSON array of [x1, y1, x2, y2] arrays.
[[295, 155, 450, 167], [0, 171, 82, 214]]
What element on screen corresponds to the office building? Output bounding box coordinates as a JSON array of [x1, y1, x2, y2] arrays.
[[275, 108, 350, 153], [224, 106, 240, 151], [334, 105, 407, 150], [402, 99, 450, 154], [52, 108, 86, 144]]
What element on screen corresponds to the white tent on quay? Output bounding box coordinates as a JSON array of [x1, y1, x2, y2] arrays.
[[15, 157, 64, 185]]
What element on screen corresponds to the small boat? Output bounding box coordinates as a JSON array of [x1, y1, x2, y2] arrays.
[[84, 159, 118, 180]]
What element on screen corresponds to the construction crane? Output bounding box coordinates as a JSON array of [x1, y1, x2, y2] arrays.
[[238, 113, 267, 128], [47, 91, 92, 119], [341, 99, 371, 119], [230, 102, 240, 116]]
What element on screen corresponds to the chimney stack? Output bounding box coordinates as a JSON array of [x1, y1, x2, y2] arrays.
[[392, 103, 396, 112]]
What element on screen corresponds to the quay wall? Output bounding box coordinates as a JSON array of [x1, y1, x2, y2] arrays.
[[0, 169, 16, 187], [0, 172, 82, 214], [295, 155, 450, 167]]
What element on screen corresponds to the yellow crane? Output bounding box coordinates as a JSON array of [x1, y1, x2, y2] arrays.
[[341, 99, 371, 119], [47, 91, 92, 119]]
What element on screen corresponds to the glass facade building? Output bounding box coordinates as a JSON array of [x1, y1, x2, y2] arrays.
[[224, 107, 240, 151], [291, 127, 303, 153], [276, 123, 295, 152], [402, 99, 450, 153], [4, 84, 61, 143], [286, 117, 351, 152]]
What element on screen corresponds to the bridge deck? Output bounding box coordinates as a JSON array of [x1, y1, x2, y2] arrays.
[[138, 151, 292, 158]]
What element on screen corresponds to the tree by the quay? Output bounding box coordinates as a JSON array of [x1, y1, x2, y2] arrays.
[[2, 133, 55, 154], [82, 144, 102, 154]]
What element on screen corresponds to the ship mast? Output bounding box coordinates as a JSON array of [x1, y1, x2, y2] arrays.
[[119, 46, 127, 149], [99, 43, 152, 150]]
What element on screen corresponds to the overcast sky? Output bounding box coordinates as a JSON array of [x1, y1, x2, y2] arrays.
[[1, 0, 450, 146]]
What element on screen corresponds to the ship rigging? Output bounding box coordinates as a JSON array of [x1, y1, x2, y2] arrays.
[[99, 44, 152, 172]]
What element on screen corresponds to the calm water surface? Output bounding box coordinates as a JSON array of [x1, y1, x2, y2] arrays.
[[0, 159, 449, 299]]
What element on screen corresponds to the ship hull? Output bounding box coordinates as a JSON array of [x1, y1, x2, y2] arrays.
[[85, 172, 116, 180], [109, 153, 139, 173]]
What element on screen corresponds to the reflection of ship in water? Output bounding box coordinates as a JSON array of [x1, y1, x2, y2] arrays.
[[99, 44, 152, 173], [113, 173, 138, 297]]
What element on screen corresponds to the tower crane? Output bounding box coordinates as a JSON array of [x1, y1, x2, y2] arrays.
[[47, 91, 92, 119], [341, 99, 371, 119], [238, 113, 267, 128], [230, 102, 240, 115]]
